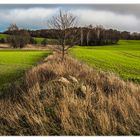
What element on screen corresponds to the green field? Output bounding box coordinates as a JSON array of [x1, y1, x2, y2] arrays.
[[0, 50, 49, 86], [34, 37, 45, 44], [0, 34, 8, 39], [70, 40, 140, 83]]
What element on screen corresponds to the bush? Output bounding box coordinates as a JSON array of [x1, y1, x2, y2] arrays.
[[7, 30, 30, 48], [30, 37, 37, 44], [0, 38, 5, 43], [41, 38, 47, 46]]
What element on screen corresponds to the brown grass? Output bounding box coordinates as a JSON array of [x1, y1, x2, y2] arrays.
[[0, 54, 140, 136]]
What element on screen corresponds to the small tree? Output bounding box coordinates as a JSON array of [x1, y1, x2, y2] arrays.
[[30, 37, 37, 45], [47, 10, 79, 60], [8, 24, 19, 31], [7, 24, 30, 48], [41, 38, 47, 46]]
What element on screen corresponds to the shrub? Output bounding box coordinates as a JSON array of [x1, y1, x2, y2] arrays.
[[7, 30, 30, 48], [30, 37, 37, 45], [41, 38, 47, 46], [0, 38, 5, 43]]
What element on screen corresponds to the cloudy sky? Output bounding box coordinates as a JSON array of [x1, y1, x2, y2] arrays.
[[0, 4, 140, 32]]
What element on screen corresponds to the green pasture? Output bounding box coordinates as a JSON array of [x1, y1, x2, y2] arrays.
[[70, 40, 140, 83], [0, 50, 49, 86]]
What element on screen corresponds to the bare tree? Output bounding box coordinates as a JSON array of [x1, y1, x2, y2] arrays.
[[47, 10, 79, 60], [8, 23, 19, 31], [86, 25, 92, 46], [80, 27, 84, 46], [7, 24, 30, 48]]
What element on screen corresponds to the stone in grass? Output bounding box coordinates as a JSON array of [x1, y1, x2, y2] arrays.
[[58, 77, 70, 85], [69, 75, 79, 84], [76, 84, 87, 99]]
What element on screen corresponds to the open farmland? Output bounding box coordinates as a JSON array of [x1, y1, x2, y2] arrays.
[[0, 33, 8, 39], [34, 37, 45, 44], [70, 40, 140, 83], [0, 50, 49, 86]]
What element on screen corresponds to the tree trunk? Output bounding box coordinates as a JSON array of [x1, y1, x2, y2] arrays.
[[80, 28, 84, 46], [87, 30, 90, 46], [61, 42, 65, 61]]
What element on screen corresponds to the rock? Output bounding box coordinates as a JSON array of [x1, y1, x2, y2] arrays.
[[69, 75, 78, 83], [76, 84, 87, 99], [81, 85, 87, 94], [58, 77, 70, 84]]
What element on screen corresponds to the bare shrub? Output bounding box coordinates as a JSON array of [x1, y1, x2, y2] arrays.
[[7, 24, 30, 48]]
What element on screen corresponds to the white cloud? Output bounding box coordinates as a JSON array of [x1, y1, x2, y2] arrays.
[[0, 8, 58, 29], [4, 8, 57, 21]]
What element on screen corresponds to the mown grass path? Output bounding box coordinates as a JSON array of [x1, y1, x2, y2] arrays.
[[70, 40, 140, 83]]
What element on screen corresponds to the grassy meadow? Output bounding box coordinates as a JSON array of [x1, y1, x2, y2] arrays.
[[70, 40, 140, 83], [0, 50, 49, 86], [0, 33, 8, 39], [34, 37, 45, 44]]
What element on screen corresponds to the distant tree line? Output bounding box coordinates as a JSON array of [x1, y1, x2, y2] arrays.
[[79, 25, 120, 46], [2, 24, 140, 47], [120, 31, 140, 40], [27, 29, 140, 41], [4, 25, 120, 46]]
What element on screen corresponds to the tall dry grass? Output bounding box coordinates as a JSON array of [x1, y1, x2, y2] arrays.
[[0, 54, 140, 135]]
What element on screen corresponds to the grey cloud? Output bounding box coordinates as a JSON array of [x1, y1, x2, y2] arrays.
[[83, 4, 140, 18], [0, 4, 140, 32]]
